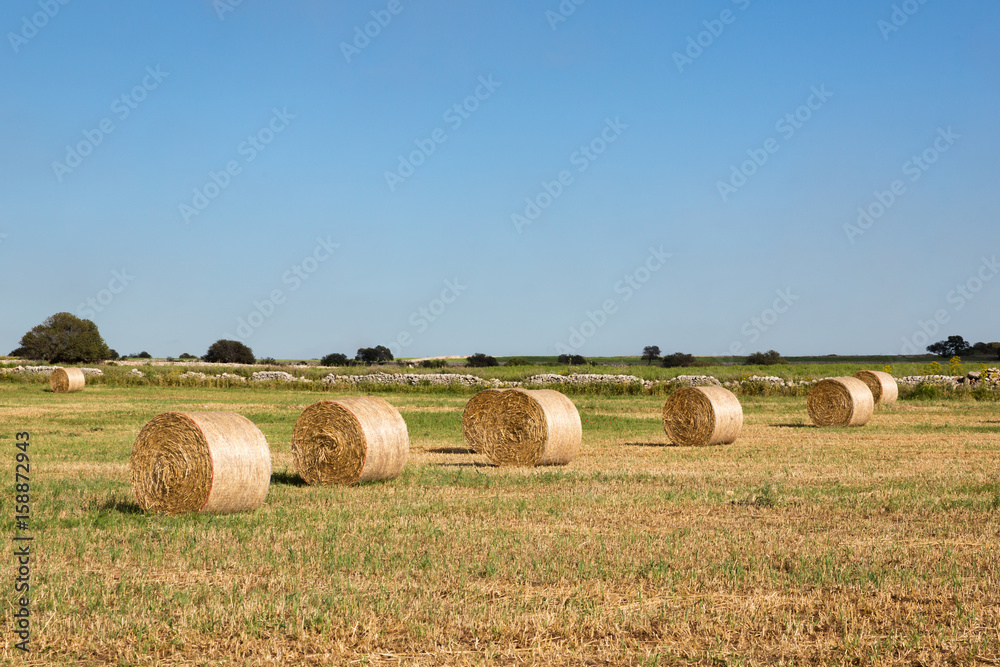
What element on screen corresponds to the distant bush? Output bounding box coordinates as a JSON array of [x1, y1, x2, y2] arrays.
[[504, 357, 532, 366], [178, 353, 196, 359], [419, 359, 448, 368], [107, 349, 120, 360], [321, 353, 350, 367], [744, 350, 787, 366], [466, 353, 499, 368], [356, 346, 393, 364], [661, 352, 696, 368], [203, 340, 255, 365], [135, 351, 152, 359], [557, 354, 587, 366], [257, 357, 278, 366]]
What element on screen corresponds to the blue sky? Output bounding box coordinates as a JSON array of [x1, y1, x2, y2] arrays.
[[2, 0, 998, 359]]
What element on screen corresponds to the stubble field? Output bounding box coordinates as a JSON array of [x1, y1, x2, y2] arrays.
[[1, 381, 998, 665]]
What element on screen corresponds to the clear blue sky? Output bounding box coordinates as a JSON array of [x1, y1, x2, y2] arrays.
[[2, 1, 998, 359]]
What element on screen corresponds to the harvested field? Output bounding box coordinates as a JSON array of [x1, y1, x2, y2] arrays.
[[1, 382, 999, 665]]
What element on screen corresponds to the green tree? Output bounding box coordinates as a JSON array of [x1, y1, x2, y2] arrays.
[[356, 346, 393, 364], [12, 312, 111, 363], [641, 346, 661, 365], [203, 339, 255, 364], [661, 352, 696, 368], [926, 335, 971, 358]]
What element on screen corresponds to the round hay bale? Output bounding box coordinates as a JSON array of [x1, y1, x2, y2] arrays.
[[130, 412, 271, 514], [807, 377, 874, 427], [292, 397, 409, 485], [662, 386, 743, 446], [853, 370, 898, 406], [50, 367, 85, 393], [462, 388, 581, 467], [461, 388, 504, 453]]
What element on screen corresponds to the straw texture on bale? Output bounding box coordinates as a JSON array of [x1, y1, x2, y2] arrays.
[[807, 377, 874, 427], [292, 397, 409, 486], [853, 370, 898, 405], [462, 388, 581, 467], [662, 386, 743, 446], [50, 367, 85, 393], [130, 412, 271, 514]]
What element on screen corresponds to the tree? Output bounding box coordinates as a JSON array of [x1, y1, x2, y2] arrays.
[[13, 312, 111, 363], [744, 350, 787, 366], [356, 346, 393, 364], [203, 339, 255, 364], [178, 353, 197, 359], [557, 354, 587, 366], [926, 335, 972, 358], [641, 346, 661, 365], [320, 353, 349, 366], [466, 353, 499, 367], [661, 352, 696, 368]]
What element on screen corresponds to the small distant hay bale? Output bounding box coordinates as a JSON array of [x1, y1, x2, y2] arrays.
[[853, 370, 898, 406], [462, 388, 581, 467], [292, 397, 409, 485], [807, 377, 874, 427], [50, 367, 85, 393], [130, 412, 272, 514], [662, 386, 743, 446]]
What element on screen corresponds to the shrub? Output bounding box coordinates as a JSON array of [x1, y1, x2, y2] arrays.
[[744, 350, 787, 366], [108, 349, 120, 360], [203, 339, 255, 364], [178, 353, 196, 359], [466, 353, 499, 368], [419, 359, 448, 368], [257, 357, 278, 366], [321, 353, 350, 367], [557, 354, 587, 366], [661, 352, 696, 368], [135, 351, 152, 359], [504, 357, 532, 366]]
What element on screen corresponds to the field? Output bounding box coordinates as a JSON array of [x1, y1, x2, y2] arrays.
[[2, 374, 1000, 665]]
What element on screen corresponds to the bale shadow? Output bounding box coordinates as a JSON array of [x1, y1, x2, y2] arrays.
[[98, 499, 145, 514], [435, 462, 497, 469], [771, 423, 814, 429], [623, 441, 672, 448], [427, 446, 475, 455], [271, 470, 308, 487]]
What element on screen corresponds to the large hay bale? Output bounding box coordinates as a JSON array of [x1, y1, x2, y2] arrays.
[[807, 377, 874, 427], [292, 397, 409, 485], [130, 412, 271, 514], [853, 370, 898, 406], [50, 367, 85, 393], [662, 386, 743, 446], [462, 388, 581, 467]]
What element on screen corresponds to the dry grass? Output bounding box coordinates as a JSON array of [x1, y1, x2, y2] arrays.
[[1, 384, 999, 665]]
